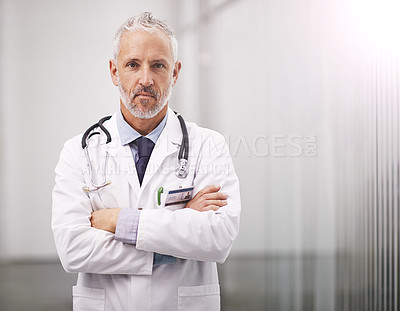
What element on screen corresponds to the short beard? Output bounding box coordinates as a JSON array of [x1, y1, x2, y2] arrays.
[[118, 77, 172, 120]]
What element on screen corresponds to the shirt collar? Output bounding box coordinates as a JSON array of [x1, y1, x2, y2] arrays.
[[116, 109, 168, 146]]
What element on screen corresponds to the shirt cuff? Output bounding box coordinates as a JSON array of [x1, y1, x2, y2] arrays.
[[153, 253, 177, 265], [115, 208, 141, 244]]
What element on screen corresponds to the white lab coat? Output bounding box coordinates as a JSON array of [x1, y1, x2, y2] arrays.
[[52, 108, 241, 311]]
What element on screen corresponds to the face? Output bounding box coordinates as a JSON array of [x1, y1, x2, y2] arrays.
[[110, 30, 181, 119]]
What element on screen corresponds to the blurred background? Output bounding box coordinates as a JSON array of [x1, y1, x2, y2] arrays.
[[1, 0, 399, 310]]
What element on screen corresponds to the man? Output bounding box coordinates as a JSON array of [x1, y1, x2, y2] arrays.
[[52, 12, 240, 311]]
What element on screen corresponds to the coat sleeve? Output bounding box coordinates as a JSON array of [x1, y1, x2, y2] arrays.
[[136, 131, 241, 263], [52, 137, 153, 275]]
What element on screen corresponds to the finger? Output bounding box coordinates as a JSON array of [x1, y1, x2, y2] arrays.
[[203, 199, 227, 207], [200, 205, 220, 212], [90, 215, 97, 227], [203, 192, 228, 200], [193, 185, 221, 199]]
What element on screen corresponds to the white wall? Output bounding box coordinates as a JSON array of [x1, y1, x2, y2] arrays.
[[0, 0, 177, 260], [176, 0, 362, 256]]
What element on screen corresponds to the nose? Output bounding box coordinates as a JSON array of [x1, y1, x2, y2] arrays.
[[139, 66, 154, 86]]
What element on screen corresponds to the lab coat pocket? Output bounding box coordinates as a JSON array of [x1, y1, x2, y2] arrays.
[[73, 286, 105, 311], [178, 284, 220, 311]]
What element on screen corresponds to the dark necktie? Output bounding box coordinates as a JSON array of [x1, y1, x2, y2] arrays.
[[135, 136, 155, 186]]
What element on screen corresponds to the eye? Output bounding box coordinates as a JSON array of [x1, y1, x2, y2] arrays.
[[153, 63, 166, 69], [127, 62, 138, 68]]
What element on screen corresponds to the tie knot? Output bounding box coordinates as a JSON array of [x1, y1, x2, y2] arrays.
[[136, 136, 155, 158]]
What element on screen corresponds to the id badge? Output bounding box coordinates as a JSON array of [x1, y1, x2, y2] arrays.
[[156, 186, 194, 211]]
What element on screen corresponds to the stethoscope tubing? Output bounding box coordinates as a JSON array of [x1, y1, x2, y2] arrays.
[[81, 112, 189, 192], [175, 113, 189, 161], [81, 116, 112, 149]]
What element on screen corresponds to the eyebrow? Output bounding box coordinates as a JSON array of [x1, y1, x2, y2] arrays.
[[125, 58, 140, 63], [151, 59, 168, 63], [123, 58, 169, 64]]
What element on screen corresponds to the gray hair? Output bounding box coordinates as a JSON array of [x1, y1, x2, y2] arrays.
[[113, 12, 178, 63]]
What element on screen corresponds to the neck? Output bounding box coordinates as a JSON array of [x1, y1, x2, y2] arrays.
[[120, 102, 168, 136]]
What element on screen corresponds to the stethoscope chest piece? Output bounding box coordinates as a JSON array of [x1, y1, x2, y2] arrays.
[[175, 158, 188, 179]]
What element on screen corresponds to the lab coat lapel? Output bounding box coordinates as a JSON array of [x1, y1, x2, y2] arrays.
[[115, 143, 141, 191], [140, 108, 182, 190], [105, 115, 141, 193]]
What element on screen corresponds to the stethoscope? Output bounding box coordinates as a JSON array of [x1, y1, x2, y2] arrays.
[[81, 112, 189, 192]]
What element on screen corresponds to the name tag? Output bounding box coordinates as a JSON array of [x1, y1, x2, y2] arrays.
[[157, 187, 194, 211]]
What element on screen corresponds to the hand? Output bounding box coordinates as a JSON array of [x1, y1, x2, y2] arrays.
[[91, 208, 121, 233], [185, 185, 228, 212]]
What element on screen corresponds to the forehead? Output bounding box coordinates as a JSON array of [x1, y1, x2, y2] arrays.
[[118, 30, 173, 62]]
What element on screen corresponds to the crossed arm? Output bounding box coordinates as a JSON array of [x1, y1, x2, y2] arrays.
[[91, 185, 228, 233]]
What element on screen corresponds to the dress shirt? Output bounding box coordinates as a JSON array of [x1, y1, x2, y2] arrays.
[[114, 109, 176, 265]]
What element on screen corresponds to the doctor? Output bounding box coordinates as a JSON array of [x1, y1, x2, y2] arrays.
[[52, 12, 240, 311]]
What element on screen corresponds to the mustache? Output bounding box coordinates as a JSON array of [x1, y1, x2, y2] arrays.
[[133, 86, 159, 98]]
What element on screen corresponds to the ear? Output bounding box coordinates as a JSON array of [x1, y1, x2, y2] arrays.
[[109, 59, 119, 87], [172, 61, 182, 87]]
